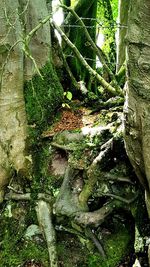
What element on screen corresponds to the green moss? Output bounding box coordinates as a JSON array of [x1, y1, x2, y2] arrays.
[[23, 61, 63, 190], [87, 222, 132, 267], [0, 203, 48, 267], [0, 237, 48, 267], [31, 142, 53, 193], [24, 61, 63, 129]]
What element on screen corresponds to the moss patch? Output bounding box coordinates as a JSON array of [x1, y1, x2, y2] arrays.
[[24, 61, 63, 129], [0, 202, 48, 267], [87, 220, 133, 267], [24, 61, 63, 190]]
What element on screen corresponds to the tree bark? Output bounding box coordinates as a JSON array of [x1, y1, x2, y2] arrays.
[[0, 0, 63, 202], [124, 0, 150, 216], [20, 0, 51, 80], [0, 0, 26, 202]]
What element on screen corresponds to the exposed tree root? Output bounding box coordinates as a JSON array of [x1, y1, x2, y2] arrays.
[[4, 191, 57, 267], [55, 165, 88, 215], [74, 200, 117, 227], [98, 192, 139, 204], [4, 192, 53, 203], [2, 112, 141, 266], [85, 227, 106, 257], [36, 200, 58, 267], [79, 137, 114, 206]]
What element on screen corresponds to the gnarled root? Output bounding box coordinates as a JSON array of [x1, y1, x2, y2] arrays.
[[36, 200, 58, 267]]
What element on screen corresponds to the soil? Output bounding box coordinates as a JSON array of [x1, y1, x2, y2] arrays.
[[42, 105, 100, 138]]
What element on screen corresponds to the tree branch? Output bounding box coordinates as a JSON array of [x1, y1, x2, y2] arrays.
[[60, 4, 123, 95], [51, 20, 122, 96]]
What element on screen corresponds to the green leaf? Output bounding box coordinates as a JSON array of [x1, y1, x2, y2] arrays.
[[66, 91, 72, 101]]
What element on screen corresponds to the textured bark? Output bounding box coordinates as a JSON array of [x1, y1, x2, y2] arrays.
[[0, 0, 26, 202], [124, 0, 150, 216], [116, 0, 130, 72], [20, 0, 51, 80], [0, 0, 62, 202]]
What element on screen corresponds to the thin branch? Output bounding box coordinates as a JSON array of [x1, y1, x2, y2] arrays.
[[60, 45, 80, 90], [85, 227, 106, 257], [25, 15, 51, 44], [60, 4, 123, 95], [51, 21, 121, 96]]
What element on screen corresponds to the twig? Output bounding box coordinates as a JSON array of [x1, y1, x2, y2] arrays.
[[60, 44, 80, 90]]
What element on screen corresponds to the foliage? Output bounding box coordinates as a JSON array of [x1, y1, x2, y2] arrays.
[[110, 0, 118, 20], [62, 91, 73, 108], [64, 91, 73, 101], [97, 0, 118, 25], [97, 0, 118, 67]]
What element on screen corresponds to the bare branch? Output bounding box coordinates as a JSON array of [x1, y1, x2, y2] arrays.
[[60, 4, 123, 95], [51, 20, 122, 96]]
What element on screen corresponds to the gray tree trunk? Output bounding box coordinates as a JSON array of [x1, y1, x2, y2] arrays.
[[124, 0, 150, 217], [0, 0, 62, 202], [0, 0, 26, 201]]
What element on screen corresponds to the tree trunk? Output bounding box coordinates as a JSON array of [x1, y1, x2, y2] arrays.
[[0, 0, 63, 202], [0, 0, 26, 202], [124, 0, 150, 216]]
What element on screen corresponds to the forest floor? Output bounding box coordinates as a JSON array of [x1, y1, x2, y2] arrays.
[[1, 102, 150, 267], [41, 102, 149, 267]]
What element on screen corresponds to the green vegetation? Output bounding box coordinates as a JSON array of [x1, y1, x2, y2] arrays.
[[0, 202, 48, 267], [24, 61, 63, 129], [88, 221, 132, 267], [24, 61, 64, 192]]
